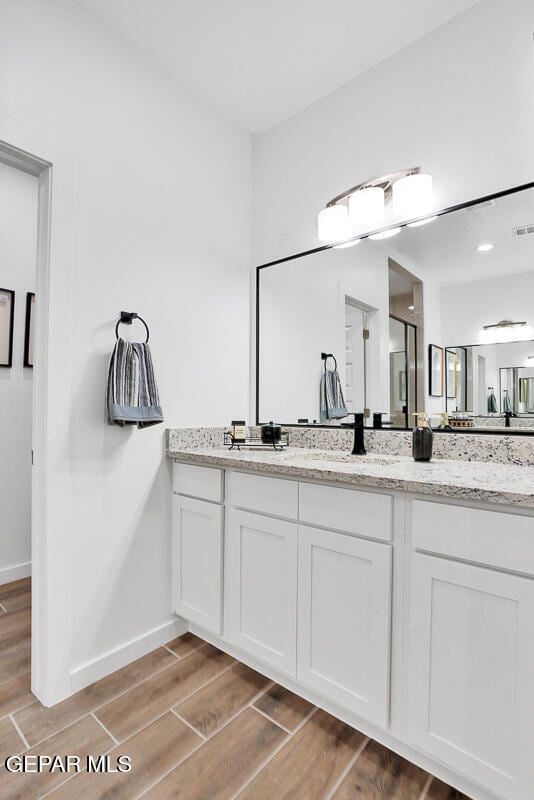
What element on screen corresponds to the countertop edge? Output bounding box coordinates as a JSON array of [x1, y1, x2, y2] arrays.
[[167, 449, 534, 510]]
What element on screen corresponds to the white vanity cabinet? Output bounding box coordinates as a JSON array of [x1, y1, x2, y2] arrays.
[[407, 500, 534, 800], [226, 509, 298, 674], [171, 458, 534, 800], [298, 525, 391, 727], [171, 464, 224, 634]]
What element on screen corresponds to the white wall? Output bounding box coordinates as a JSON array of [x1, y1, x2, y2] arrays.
[[0, 0, 251, 689], [0, 162, 37, 583], [252, 0, 534, 263]]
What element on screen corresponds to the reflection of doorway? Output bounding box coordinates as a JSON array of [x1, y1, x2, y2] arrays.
[[389, 315, 417, 428], [344, 301, 365, 414]]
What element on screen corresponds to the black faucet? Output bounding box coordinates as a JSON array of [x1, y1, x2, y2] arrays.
[[351, 412, 367, 455], [505, 411, 513, 428]]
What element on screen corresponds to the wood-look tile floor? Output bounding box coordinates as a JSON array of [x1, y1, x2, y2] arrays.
[[0, 578, 472, 799]]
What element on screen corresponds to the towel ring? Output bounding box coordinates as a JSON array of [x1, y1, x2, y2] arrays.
[[115, 312, 150, 343], [321, 352, 337, 371]]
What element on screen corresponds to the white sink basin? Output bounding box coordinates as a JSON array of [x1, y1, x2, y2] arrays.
[[283, 451, 400, 466]]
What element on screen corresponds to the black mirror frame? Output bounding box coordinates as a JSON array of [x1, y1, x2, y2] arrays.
[[255, 180, 534, 435]]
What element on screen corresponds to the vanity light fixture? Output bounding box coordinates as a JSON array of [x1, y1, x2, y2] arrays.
[[476, 243, 494, 252], [479, 319, 533, 344], [392, 173, 433, 217], [317, 167, 433, 242], [369, 227, 402, 241]]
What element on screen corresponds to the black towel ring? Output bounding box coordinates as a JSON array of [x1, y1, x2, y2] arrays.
[[321, 351, 337, 371], [115, 311, 150, 343]]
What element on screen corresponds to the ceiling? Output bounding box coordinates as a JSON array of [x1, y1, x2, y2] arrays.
[[74, 0, 480, 133]]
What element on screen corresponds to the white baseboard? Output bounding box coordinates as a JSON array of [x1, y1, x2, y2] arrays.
[[69, 617, 188, 694], [0, 561, 31, 586]]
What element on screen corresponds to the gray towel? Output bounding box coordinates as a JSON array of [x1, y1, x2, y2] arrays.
[[320, 367, 348, 420], [107, 338, 163, 428]]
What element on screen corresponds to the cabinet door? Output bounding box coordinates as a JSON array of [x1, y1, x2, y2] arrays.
[[172, 495, 223, 635], [407, 553, 534, 800], [226, 510, 297, 675], [298, 525, 392, 728]]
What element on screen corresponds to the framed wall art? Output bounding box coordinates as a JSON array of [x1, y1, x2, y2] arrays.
[[0, 288, 15, 367], [24, 292, 35, 368], [428, 344, 444, 397]]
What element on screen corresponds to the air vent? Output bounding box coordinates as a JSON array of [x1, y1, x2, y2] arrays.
[[513, 224, 534, 237], [466, 199, 497, 212]]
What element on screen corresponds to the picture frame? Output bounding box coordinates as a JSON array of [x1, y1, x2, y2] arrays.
[[446, 349, 458, 399], [24, 292, 35, 368], [0, 288, 15, 367], [428, 344, 444, 397]]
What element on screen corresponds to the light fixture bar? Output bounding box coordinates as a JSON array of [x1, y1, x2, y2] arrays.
[[482, 320, 527, 330], [326, 167, 421, 208]]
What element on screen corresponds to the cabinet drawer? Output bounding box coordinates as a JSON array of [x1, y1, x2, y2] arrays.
[[299, 482, 392, 542], [412, 500, 534, 575], [173, 462, 223, 503], [229, 471, 298, 520]]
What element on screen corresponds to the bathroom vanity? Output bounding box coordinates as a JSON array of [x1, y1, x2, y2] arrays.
[[168, 444, 534, 800]]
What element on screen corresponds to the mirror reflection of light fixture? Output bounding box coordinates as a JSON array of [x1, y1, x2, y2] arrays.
[[369, 227, 401, 241], [317, 166, 433, 242], [525, 355, 534, 366], [407, 215, 438, 228], [334, 239, 361, 249], [479, 319, 533, 344]]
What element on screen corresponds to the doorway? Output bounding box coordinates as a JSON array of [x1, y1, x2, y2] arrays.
[[0, 160, 38, 684]]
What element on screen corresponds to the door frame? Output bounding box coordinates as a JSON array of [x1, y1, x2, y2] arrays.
[[0, 123, 75, 706]]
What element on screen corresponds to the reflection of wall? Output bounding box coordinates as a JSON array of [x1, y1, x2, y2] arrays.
[[0, 162, 37, 583], [259, 242, 389, 423], [441, 271, 534, 346]]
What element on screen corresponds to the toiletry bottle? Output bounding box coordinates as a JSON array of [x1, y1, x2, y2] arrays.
[[412, 413, 433, 462]]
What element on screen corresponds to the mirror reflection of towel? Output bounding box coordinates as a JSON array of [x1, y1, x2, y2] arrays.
[[320, 367, 348, 420], [502, 390, 512, 413]]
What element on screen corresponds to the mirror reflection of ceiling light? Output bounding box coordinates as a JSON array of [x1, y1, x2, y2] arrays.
[[408, 305, 415, 311], [479, 320, 532, 344], [317, 166, 433, 242], [407, 215, 438, 228], [369, 227, 402, 241], [476, 243, 494, 252]]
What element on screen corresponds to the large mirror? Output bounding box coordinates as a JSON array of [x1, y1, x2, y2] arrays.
[[257, 182, 534, 433]]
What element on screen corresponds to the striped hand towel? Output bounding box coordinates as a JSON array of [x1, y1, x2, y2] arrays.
[[320, 366, 348, 421], [107, 338, 163, 428]]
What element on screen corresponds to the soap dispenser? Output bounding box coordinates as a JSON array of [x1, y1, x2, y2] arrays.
[[437, 412, 452, 431], [412, 413, 433, 462]]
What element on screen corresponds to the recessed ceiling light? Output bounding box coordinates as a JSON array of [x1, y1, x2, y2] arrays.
[[334, 239, 361, 249], [476, 243, 494, 252], [408, 305, 415, 311], [407, 216, 438, 228], [369, 227, 402, 241]]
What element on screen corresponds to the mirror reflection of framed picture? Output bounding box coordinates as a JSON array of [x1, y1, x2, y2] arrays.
[[446, 349, 458, 399], [24, 292, 35, 368], [0, 288, 15, 368], [428, 344, 444, 397]]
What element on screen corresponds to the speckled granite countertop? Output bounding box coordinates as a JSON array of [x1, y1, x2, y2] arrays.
[[168, 446, 534, 509]]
